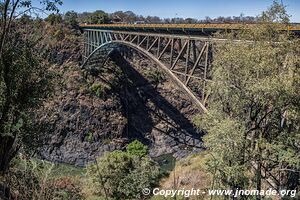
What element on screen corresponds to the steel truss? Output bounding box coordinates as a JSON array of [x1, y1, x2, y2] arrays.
[[82, 29, 213, 112]]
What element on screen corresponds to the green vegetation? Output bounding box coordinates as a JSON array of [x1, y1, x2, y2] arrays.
[[87, 132, 94, 142], [194, 1, 300, 197], [89, 82, 105, 97], [1, 0, 300, 199], [50, 163, 85, 178], [0, 0, 62, 174], [64, 11, 79, 28], [4, 141, 161, 200], [89, 10, 110, 24], [45, 13, 63, 25], [13, 156, 85, 178], [126, 139, 148, 157], [83, 140, 161, 199], [153, 153, 176, 173], [145, 69, 165, 86], [3, 155, 83, 199]]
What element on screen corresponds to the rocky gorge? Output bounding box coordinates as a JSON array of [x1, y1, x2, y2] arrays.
[[35, 49, 204, 166]]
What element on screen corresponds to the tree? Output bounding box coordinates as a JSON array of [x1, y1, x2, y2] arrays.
[[260, 0, 290, 23], [85, 141, 160, 199], [204, 16, 212, 23], [64, 10, 78, 28], [45, 13, 62, 25], [0, 0, 62, 174], [19, 14, 32, 24], [123, 11, 137, 23], [110, 10, 146, 23], [89, 10, 109, 24], [146, 16, 161, 23], [185, 18, 198, 24], [194, 1, 300, 198]]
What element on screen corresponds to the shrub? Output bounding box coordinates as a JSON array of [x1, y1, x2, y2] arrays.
[[145, 69, 165, 85], [89, 82, 105, 97], [126, 140, 148, 157], [84, 141, 160, 199]]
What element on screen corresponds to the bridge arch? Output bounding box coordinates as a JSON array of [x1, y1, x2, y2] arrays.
[[82, 40, 208, 113], [82, 30, 212, 113]]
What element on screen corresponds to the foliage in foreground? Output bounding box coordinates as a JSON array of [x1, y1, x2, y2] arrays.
[[0, 0, 62, 174], [194, 1, 300, 198], [1, 155, 83, 200], [84, 140, 161, 200]]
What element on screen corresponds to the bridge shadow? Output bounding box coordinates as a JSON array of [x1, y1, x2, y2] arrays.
[[111, 50, 204, 149], [87, 49, 204, 150]]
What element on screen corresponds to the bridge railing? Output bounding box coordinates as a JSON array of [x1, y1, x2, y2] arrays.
[[80, 23, 300, 112], [80, 23, 300, 32]]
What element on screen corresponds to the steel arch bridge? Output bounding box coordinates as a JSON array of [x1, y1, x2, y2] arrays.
[[83, 29, 221, 113], [80, 23, 300, 112]]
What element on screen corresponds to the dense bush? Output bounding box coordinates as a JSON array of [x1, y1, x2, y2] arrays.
[[0, 0, 63, 174], [126, 139, 148, 157], [84, 140, 161, 199], [0, 31, 52, 172], [194, 1, 300, 196]]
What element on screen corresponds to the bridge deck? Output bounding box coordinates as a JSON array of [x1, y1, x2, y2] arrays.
[[80, 23, 300, 35], [81, 23, 300, 111]]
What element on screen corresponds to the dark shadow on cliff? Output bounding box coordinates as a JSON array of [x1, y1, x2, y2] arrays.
[[106, 50, 204, 148]]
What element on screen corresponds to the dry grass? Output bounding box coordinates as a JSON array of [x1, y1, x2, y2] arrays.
[[157, 152, 212, 200]]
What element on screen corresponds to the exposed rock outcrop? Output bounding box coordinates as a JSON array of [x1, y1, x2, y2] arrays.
[[36, 51, 203, 166]]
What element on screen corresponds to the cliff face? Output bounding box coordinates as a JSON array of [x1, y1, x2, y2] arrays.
[[36, 50, 203, 166], [35, 62, 126, 166]]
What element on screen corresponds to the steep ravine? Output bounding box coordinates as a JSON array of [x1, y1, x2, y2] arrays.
[[36, 50, 204, 166]]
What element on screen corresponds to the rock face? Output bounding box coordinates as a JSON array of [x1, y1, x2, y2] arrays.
[[113, 51, 204, 158], [37, 63, 127, 166], [37, 51, 204, 166]]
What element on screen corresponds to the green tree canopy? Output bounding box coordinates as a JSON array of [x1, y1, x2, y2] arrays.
[[45, 13, 63, 25], [0, 0, 62, 174], [88, 10, 110, 24], [194, 0, 300, 196], [64, 10, 79, 28], [85, 141, 160, 199], [126, 140, 148, 157]]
